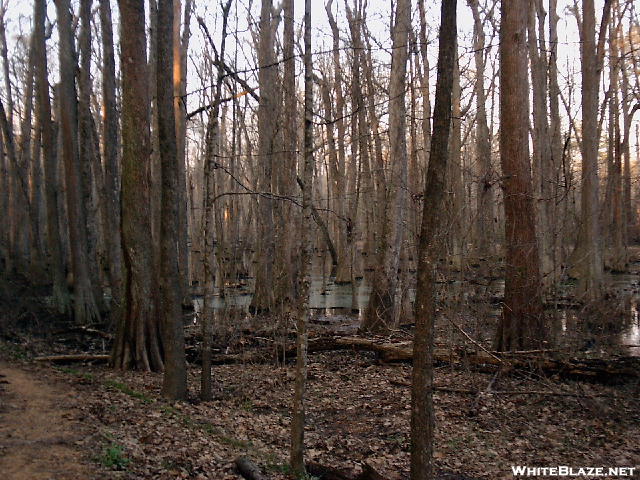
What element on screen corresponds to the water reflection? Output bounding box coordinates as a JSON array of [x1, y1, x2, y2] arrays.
[[191, 262, 640, 356]]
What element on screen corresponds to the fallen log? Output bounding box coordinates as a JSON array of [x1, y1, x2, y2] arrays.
[[34, 354, 110, 364], [234, 456, 268, 480], [211, 335, 640, 381]]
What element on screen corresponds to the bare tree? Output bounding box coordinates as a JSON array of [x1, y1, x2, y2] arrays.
[[99, 0, 123, 323], [494, 0, 544, 351], [55, 0, 100, 324], [412, 3, 457, 478], [569, 0, 612, 298], [112, 0, 162, 371], [158, 0, 187, 400], [291, 0, 312, 473], [250, 0, 277, 313], [200, 0, 233, 402], [361, 0, 411, 333]]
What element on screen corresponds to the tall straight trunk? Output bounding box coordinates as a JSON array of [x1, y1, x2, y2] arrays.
[[411, 2, 456, 478], [149, 0, 162, 297], [158, 0, 187, 400], [29, 111, 44, 277], [607, 7, 624, 271], [447, 52, 463, 267], [620, 32, 637, 235], [99, 0, 123, 321], [18, 39, 43, 277], [34, 0, 69, 312], [571, 0, 604, 298], [0, 7, 13, 130], [78, 0, 104, 311], [346, 1, 368, 286], [250, 0, 277, 313], [468, 0, 495, 260], [0, 11, 27, 273], [0, 131, 7, 271], [361, 0, 410, 333], [529, 1, 554, 284], [548, 0, 563, 283], [174, 0, 192, 304], [0, 99, 31, 272], [326, 0, 349, 284], [113, 0, 163, 372], [272, 0, 296, 308], [417, 0, 432, 170], [55, 0, 100, 324], [291, 0, 313, 473], [200, 0, 232, 402], [495, 0, 544, 351]]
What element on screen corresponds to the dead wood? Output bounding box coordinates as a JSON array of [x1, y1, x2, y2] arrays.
[[34, 354, 110, 364], [234, 456, 268, 480], [211, 335, 640, 381]]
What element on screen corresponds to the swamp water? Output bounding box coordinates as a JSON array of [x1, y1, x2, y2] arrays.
[[191, 261, 640, 357]]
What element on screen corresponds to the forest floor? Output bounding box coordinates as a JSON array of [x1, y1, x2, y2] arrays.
[[1, 276, 640, 479], [0, 337, 639, 480]]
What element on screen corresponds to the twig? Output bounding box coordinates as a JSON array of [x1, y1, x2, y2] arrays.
[[445, 316, 503, 363]]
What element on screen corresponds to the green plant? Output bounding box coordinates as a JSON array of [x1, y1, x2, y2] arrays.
[[57, 366, 94, 381], [0, 342, 29, 360], [240, 398, 255, 412], [299, 473, 320, 480], [99, 443, 130, 470], [105, 379, 152, 403]]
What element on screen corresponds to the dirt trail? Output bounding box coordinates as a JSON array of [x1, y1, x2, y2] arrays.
[[0, 362, 96, 480]]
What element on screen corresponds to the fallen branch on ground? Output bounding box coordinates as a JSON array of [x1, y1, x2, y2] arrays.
[[211, 335, 640, 381], [34, 354, 110, 364]]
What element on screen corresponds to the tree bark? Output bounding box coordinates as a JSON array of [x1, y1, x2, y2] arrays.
[[411, 2, 456, 479], [112, 0, 163, 372], [468, 0, 495, 261], [99, 0, 123, 324], [361, 0, 410, 333], [55, 0, 101, 325], [291, 0, 313, 473], [34, 0, 68, 312], [250, 0, 277, 314], [158, 0, 188, 400], [570, 0, 605, 299], [495, 0, 544, 351]]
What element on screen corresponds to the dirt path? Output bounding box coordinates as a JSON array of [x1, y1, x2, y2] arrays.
[[0, 362, 96, 480]]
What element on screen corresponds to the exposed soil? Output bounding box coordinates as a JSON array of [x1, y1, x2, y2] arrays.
[[0, 362, 98, 480]]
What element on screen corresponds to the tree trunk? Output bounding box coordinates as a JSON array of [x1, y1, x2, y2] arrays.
[[361, 0, 410, 333], [291, 1, 313, 473], [157, 0, 188, 400], [34, 0, 69, 312], [529, 1, 554, 286], [55, 0, 100, 325], [495, 0, 544, 351], [468, 0, 495, 261], [570, 0, 604, 299], [250, 0, 278, 313], [200, 0, 232, 402], [411, 3, 457, 479], [99, 0, 123, 324], [174, 0, 192, 306], [112, 0, 163, 372], [78, 0, 105, 313]]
